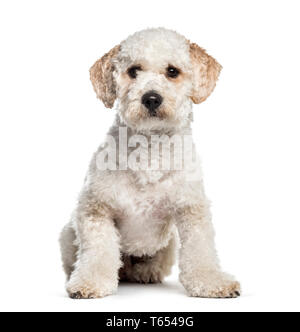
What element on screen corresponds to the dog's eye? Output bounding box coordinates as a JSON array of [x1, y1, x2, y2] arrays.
[[166, 66, 180, 78], [127, 66, 142, 79]]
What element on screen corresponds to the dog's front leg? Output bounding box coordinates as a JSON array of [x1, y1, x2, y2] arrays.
[[176, 202, 241, 298], [66, 203, 121, 299]]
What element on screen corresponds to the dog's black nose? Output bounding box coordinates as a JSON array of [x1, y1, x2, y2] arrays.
[[142, 91, 163, 116]]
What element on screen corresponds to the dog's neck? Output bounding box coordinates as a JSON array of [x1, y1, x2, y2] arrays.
[[113, 114, 193, 138]]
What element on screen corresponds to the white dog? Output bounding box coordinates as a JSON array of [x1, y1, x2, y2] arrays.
[[59, 28, 241, 299]]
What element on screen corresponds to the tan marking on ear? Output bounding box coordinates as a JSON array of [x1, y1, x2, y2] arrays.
[[189, 43, 222, 104], [90, 45, 121, 108]]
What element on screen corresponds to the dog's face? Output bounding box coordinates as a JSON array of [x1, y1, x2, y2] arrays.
[[90, 28, 222, 131]]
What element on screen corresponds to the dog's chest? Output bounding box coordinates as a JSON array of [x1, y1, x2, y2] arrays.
[[115, 174, 177, 256]]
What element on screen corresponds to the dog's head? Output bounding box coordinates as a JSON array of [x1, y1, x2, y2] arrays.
[[90, 28, 222, 131]]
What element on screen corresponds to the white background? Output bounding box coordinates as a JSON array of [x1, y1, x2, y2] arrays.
[[0, 0, 299, 312]]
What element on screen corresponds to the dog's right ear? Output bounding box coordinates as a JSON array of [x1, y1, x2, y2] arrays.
[[90, 45, 121, 109]]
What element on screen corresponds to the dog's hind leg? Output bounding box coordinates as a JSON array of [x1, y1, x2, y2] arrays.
[[59, 221, 78, 280], [120, 233, 178, 284]]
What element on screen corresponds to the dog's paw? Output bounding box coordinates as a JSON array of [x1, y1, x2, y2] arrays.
[[123, 264, 164, 284], [66, 278, 117, 299], [130, 268, 164, 284], [180, 271, 241, 298]]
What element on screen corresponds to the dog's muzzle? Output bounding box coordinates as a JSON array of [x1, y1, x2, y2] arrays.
[[142, 91, 163, 117]]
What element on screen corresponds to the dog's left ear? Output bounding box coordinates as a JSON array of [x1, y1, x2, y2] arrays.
[[90, 45, 121, 108], [189, 43, 222, 104]]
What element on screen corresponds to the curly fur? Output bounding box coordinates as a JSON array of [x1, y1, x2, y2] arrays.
[[60, 28, 240, 299], [90, 45, 121, 108]]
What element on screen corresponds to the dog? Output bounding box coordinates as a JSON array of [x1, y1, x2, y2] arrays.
[[59, 28, 241, 299]]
